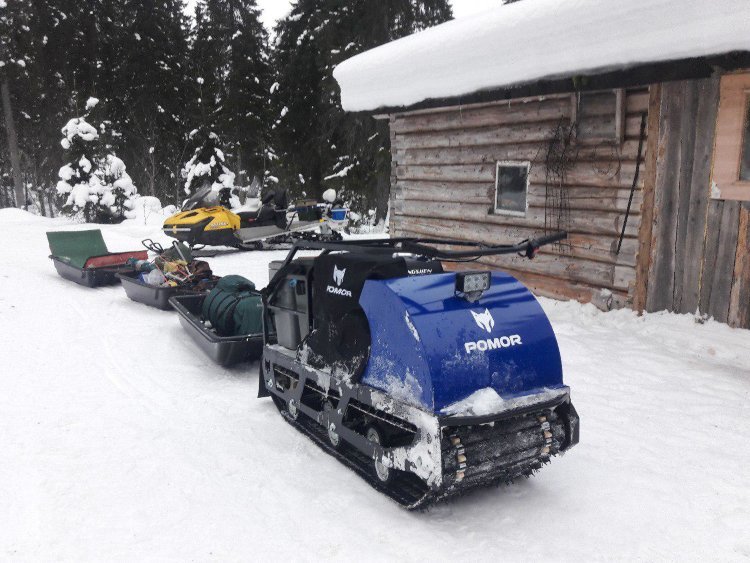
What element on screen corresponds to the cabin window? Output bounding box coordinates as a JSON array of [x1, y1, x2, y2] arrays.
[[572, 89, 625, 144], [494, 161, 529, 216], [711, 72, 750, 201]]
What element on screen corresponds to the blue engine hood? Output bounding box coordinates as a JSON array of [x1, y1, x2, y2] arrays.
[[358, 272, 563, 413]]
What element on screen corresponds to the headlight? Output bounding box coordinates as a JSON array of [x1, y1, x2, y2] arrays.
[[455, 272, 491, 301]]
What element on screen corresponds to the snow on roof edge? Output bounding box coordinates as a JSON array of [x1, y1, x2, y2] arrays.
[[334, 0, 750, 113]]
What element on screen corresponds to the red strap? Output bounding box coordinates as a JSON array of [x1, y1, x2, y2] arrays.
[[84, 251, 148, 269]]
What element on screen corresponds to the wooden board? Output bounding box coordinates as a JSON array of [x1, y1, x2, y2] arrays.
[[700, 200, 742, 323], [728, 203, 750, 327], [710, 73, 750, 201], [633, 84, 661, 313], [675, 77, 721, 314]]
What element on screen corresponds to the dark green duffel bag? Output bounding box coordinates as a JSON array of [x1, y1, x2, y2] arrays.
[[201, 275, 263, 337]]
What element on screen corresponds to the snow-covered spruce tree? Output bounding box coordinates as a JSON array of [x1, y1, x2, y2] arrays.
[[181, 127, 236, 207], [190, 0, 272, 189], [114, 0, 192, 203], [56, 98, 138, 222], [101, 155, 138, 219], [270, 0, 452, 219]]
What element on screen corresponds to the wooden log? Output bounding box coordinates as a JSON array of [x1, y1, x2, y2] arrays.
[[393, 140, 644, 166], [396, 162, 644, 189], [728, 203, 750, 328], [394, 178, 643, 196], [634, 84, 661, 314], [392, 90, 648, 136], [443, 259, 630, 308], [394, 181, 644, 215], [396, 92, 573, 119], [393, 200, 641, 238], [625, 89, 651, 115], [394, 114, 648, 151], [393, 120, 561, 150], [392, 88, 646, 117], [392, 97, 571, 134], [395, 231, 627, 290], [392, 92, 648, 135], [398, 219, 638, 267]]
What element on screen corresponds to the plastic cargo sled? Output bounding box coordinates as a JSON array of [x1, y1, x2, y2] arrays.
[[117, 271, 184, 311], [47, 229, 147, 287], [116, 240, 219, 310], [169, 293, 263, 367]]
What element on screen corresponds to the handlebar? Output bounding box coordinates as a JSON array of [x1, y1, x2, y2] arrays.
[[528, 231, 568, 249]]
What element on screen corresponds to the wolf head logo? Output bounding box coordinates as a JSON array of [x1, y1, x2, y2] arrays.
[[471, 309, 495, 333], [333, 265, 346, 287]]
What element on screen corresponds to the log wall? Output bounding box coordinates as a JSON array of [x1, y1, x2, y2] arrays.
[[387, 78, 750, 328], [389, 88, 651, 308]]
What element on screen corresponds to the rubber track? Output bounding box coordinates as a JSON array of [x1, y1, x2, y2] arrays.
[[273, 399, 559, 510]]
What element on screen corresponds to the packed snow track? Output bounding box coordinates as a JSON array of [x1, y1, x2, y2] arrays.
[[1, 208, 749, 561]]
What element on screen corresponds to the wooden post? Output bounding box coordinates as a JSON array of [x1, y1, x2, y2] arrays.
[[632, 84, 661, 313], [1, 79, 25, 209], [388, 114, 398, 234]]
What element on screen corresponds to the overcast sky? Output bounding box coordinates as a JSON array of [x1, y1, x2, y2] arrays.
[[187, 1, 501, 31]]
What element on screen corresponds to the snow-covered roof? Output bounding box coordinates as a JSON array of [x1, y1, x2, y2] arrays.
[[333, 0, 750, 112]]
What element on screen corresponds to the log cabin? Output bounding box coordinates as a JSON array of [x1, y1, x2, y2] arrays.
[[334, 0, 750, 329]]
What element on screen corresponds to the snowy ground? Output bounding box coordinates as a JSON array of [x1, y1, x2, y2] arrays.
[[1, 208, 749, 561]]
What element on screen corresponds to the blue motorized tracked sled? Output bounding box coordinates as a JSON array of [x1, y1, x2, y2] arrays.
[[259, 234, 579, 509]]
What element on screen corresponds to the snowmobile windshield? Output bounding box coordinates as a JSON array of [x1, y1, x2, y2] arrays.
[[182, 184, 215, 211]]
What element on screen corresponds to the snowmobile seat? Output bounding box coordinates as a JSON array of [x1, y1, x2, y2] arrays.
[[237, 204, 278, 227], [274, 188, 288, 210], [304, 253, 410, 380], [237, 209, 260, 221]]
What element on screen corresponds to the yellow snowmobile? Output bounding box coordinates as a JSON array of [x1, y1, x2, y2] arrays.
[[163, 185, 340, 250]]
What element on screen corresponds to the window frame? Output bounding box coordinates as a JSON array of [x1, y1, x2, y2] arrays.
[[711, 72, 750, 201], [571, 88, 626, 145], [493, 160, 530, 217]]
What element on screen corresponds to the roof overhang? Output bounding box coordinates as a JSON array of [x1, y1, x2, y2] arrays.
[[334, 0, 750, 115], [357, 52, 750, 116]]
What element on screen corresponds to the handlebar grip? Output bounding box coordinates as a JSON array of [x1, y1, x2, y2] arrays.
[[530, 231, 568, 248]]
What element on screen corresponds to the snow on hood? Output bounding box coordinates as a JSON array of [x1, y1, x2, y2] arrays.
[[441, 386, 568, 418], [334, 0, 750, 112]]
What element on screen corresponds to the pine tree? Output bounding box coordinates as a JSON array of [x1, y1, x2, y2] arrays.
[[115, 0, 192, 204], [0, 0, 31, 210], [270, 0, 453, 219], [190, 0, 272, 189]]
